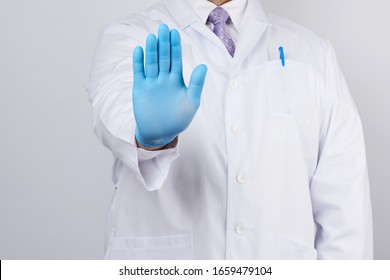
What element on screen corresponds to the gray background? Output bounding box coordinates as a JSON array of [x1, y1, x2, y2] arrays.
[[0, 0, 389, 259]]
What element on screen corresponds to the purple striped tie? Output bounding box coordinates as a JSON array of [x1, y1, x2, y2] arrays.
[[207, 7, 236, 57]]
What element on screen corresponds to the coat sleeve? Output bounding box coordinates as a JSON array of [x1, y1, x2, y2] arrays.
[[310, 41, 373, 259], [87, 21, 179, 191]]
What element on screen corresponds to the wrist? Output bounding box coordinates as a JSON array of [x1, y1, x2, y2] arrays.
[[135, 136, 178, 151], [136, 139, 165, 151], [135, 128, 178, 150]]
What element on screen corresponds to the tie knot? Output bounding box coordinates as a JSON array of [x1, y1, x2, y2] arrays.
[[207, 7, 230, 26]]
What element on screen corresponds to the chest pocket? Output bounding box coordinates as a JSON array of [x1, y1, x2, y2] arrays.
[[266, 60, 317, 125]]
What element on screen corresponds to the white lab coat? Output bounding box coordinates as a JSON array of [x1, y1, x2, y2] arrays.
[[88, 0, 373, 259]]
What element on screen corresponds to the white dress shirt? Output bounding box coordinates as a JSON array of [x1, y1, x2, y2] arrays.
[[88, 0, 373, 259]]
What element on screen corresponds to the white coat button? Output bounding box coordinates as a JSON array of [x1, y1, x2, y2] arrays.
[[237, 174, 247, 184], [231, 125, 242, 134], [229, 79, 238, 89], [235, 224, 246, 235]]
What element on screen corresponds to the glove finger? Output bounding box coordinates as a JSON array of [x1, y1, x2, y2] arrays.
[[145, 33, 158, 79], [133, 46, 145, 83], [170, 29, 183, 76], [158, 24, 170, 74]]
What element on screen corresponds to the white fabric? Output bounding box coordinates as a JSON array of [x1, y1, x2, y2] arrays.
[[88, 0, 373, 259]]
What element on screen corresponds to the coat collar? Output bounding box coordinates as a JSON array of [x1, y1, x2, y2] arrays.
[[167, 0, 269, 30], [166, 0, 199, 30], [167, 0, 271, 68]]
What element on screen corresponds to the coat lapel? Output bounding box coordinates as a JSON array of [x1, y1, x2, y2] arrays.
[[233, 0, 271, 68], [167, 0, 271, 66]]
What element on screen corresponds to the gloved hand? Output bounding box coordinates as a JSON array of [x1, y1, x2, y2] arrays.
[[132, 24, 208, 147]]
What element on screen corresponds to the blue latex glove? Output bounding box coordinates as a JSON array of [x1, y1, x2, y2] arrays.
[[132, 24, 208, 147]]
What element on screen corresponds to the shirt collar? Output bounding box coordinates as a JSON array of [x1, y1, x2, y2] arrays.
[[186, 0, 247, 31], [167, 0, 269, 30]]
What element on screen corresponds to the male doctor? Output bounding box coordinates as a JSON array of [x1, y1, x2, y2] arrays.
[[88, 0, 373, 259]]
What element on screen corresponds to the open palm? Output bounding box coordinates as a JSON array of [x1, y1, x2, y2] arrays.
[[132, 24, 208, 147]]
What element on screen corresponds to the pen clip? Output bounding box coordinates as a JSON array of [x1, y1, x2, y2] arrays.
[[279, 47, 285, 67]]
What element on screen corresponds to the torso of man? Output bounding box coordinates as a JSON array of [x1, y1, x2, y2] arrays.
[[88, 0, 372, 260]]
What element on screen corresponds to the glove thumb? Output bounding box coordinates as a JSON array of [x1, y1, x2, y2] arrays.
[[188, 64, 208, 103]]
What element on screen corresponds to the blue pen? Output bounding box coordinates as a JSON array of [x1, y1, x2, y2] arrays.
[[279, 46, 285, 67]]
